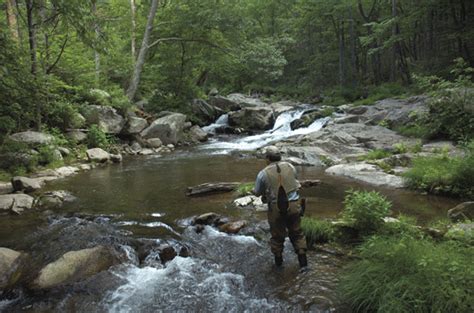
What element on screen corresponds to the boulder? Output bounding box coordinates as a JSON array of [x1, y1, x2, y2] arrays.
[[158, 245, 177, 264], [0, 182, 13, 195], [110, 154, 123, 163], [233, 196, 267, 212], [124, 117, 148, 134], [228, 107, 274, 131], [138, 149, 154, 155], [189, 125, 208, 142], [141, 113, 187, 145], [32, 246, 116, 289], [11, 176, 44, 193], [448, 202, 474, 222], [192, 212, 222, 226], [66, 130, 87, 143], [86, 148, 110, 163], [53, 166, 80, 178], [84, 105, 125, 134], [190, 99, 222, 125], [58, 147, 71, 157], [291, 111, 324, 130], [37, 191, 76, 210], [146, 138, 163, 148], [326, 163, 405, 188], [0, 194, 35, 214], [208, 93, 266, 112], [334, 114, 361, 124], [130, 141, 142, 153], [9, 131, 54, 145], [0, 247, 22, 290], [219, 220, 247, 234]]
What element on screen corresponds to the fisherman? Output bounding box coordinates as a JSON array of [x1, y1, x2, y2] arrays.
[[253, 145, 308, 269]]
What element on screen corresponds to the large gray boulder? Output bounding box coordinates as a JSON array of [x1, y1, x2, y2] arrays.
[[0, 247, 22, 290], [9, 131, 54, 145], [140, 113, 187, 145], [31, 246, 116, 289], [11, 176, 44, 193], [124, 117, 148, 134], [208, 93, 267, 112], [189, 125, 208, 142], [84, 105, 125, 134], [228, 107, 274, 131], [0, 194, 35, 214], [326, 163, 404, 188], [190, 99, 222, 125], [86, 148, 110, 163]]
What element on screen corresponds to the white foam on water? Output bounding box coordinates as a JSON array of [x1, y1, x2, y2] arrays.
[[201, 226, 260, 246], [104, 257, 278, 313], [115, 221, 180, 236], [202, 114, 229, 133], [200, 109, 330, 154]]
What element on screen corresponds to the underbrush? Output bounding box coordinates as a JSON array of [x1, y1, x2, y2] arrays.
[[236, 183, 255, 196], [339, 236, 474, 313], [301, 218, 333, 246], [403, 144, 474, 198]]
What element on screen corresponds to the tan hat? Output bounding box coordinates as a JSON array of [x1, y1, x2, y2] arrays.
[[265, 145, 281, 159]]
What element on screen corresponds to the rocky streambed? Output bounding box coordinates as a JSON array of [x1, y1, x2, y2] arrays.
[[0, 93, 469, 312]]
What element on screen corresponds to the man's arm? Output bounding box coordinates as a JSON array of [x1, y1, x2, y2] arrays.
[[253, 171, 266, 196]]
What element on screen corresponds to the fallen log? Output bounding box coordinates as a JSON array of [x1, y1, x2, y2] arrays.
[[300, 179, 321, 188], [186, 182, 240, 197]]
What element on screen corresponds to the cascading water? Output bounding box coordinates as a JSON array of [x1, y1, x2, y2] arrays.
[[200, 109, 330, 154], [202, 114, 229, 133]]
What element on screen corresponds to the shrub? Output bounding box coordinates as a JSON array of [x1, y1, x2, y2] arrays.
[[301, 217, 333, 245], [360, 149, 392, 161], [86, 125, 110, 149], [379, 215, 423, 239], [339, 236, 474, 313], [342, 190, 391, 235], [236, 183, 255, 196], [44, 100, 82, 131], [0, 139, 38, 173]]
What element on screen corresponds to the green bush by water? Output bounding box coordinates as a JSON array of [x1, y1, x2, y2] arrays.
[[86, 125, 110, 149], [339, 236, 474, 313], [236, 183, 255, 196]]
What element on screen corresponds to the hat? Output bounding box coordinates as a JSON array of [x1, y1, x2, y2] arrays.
[[265, 145, 281, 159]]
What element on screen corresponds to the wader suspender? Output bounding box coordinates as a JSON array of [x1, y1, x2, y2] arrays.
[[276, 163, 289, 214]]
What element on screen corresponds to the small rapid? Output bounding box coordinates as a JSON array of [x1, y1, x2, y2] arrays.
[[200, 109, 330, 154]]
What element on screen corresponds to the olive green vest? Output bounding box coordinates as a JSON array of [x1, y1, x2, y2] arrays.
[[263, 162, 301, 201]]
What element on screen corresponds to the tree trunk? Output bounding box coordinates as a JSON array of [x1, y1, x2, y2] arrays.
[[338, 19, 346, 87], [92, 0, 101, 84], [26, 0, 37, 75], [39, 0, 50, 72], [126, 0, 160, 101], [391, 0, 397, 81], [5, 0, 19, 40], [130, 0, 137, 65]]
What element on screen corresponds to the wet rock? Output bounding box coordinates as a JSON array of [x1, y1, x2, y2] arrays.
[[54, 166, 80, 178], [219, 220, 247, 234], [58, 147, 71, 157], [291, 111, 324, 130], [124, 117, 148, 134], [333, 114, 361, 124], [284, 157, 313, 166], [0, 247, 22, 289], [9, 131, 54, 145], [130, 141, 142, 153], [186, 182, 240, 197], [190, 99, 222, 125], [110, 154, 123, 163], [192, 212, 222, 226], [83, 105, 125, 134], [66, 130, 87, 143], [300, 179, 321, 188], [0, 182, 13, 195], [233, 196, 267, 212], [158, 245, 177, 264], [31, 245, 116, 290], [86, 148, 110, 163], [37, 191, 76, 210], [146, 138, 163, 148], [138, 149, 154, 155], [11, 176, 44, 193], [209, 93, 266, 112], [326, 163, 404, 188], [228, 107, 274, 131], [141, 113, 187, 145], [0, 194, 35, 214], [189, 125, 208, 142], [448, 202, 474, 222]]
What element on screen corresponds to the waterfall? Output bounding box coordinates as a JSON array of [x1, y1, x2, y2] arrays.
[[200, 108, 329, 154]]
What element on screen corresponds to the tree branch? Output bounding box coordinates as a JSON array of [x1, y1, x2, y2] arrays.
[[46, 34, 68, 74]]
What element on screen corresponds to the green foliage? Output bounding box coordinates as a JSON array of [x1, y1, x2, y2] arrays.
[[301, 217, 333, 246], [0, 140, 37, 174], [359, 149, 392, 161], [392, 142, 408, 154], [86, 125, 110, 149], [339, 236, 474, 313], [236, 183, 255, 197], [342, 190, 392, 235], [403, 146, 474, 198], [379, 215, 423, 239]]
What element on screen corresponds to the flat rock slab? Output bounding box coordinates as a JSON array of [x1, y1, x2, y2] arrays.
[[0, 182, 13, 195], [186, 182, 240, 197], [326, 163, 404, 188], [0, 194, 35, 214]]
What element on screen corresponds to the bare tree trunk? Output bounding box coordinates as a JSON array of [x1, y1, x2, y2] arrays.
[[130, 0, 137, 65], [338, 19, 346, 87], [390, 0, 397, 81], [26, 0, 37, 75], [92, 0, 101, 84], [5, 0, 19, 40], [349, 6, 357, 87], [39, 0, 50, 72], [127, 0, 160, 101]]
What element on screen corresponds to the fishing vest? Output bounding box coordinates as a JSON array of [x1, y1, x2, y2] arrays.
[[263, 162, 301, 202]]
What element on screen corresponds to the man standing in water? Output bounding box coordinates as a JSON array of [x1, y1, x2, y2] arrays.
[[253, 146, 308, 269]]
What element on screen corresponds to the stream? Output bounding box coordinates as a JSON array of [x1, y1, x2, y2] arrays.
[[0, 108, 458, 312]]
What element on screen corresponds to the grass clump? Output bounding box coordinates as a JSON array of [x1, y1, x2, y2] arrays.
[[236, 183, 255, 196], [301, 217, 333, 246], [403, 144, 474, 198], [359, 149, 392, 161], [339, 236, 474, 313], [342, 190, 391, 236]]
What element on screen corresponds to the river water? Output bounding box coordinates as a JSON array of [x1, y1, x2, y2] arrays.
[[0, 109, 458, 312]]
